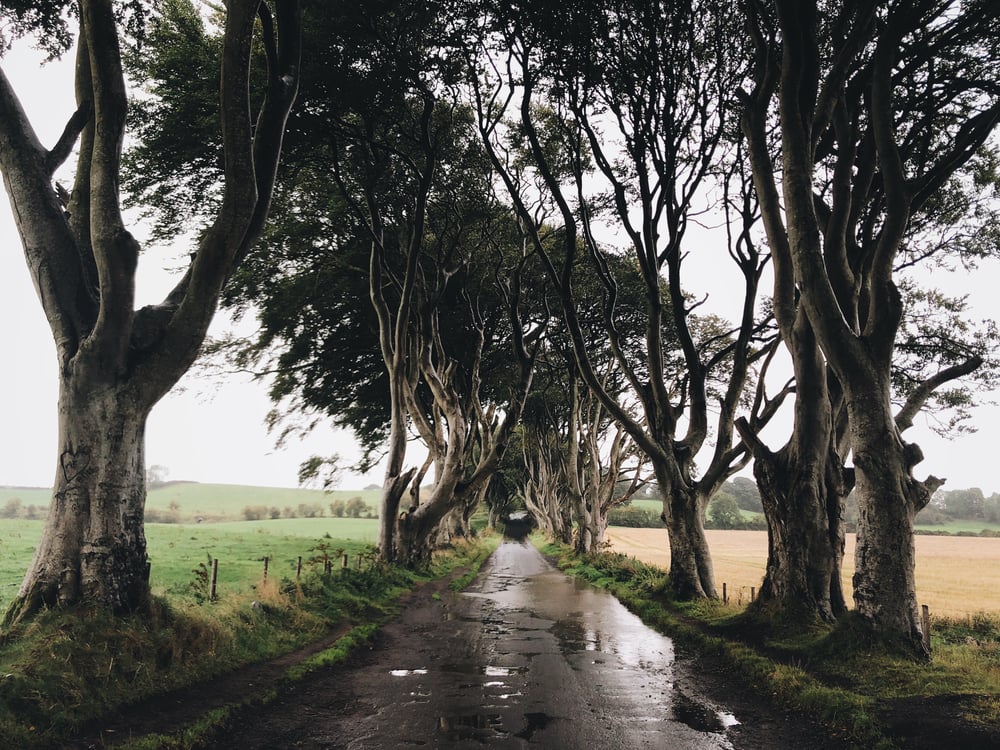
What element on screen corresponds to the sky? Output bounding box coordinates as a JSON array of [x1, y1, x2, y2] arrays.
[[0, 42, 382, 491], [2, 40, 1000, 495]]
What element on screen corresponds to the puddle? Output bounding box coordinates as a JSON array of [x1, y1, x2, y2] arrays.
[[550, 618, 601, 654], [439, 712, 552, 742], [437, 713, 508, 741], [513, 712, 553, 740], [389, 668, 428, 677], [672, 690, 740, 732], [483, 665, 527, 676]]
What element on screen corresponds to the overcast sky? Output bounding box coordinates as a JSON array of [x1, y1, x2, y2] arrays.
[[2, 40, 1000, 494], [0, 42, 382, 490]]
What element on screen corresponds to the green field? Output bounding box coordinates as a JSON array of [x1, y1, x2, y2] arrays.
[[0, 483, 383, 522], [0, 517, 380, 610], [628, 498, 765, 523], [914, 519, 1000, 534], [627, 498, 1000, 534]]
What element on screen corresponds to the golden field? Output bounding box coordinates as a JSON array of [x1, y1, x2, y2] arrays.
[[607, 528, 1000, 618]]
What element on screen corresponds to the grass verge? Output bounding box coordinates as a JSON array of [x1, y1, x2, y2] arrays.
[[0, 535, 496, 749], [537, 537, 999, 749]]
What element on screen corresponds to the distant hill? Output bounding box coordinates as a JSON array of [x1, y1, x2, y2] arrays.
[[1, 483, 380, 523]]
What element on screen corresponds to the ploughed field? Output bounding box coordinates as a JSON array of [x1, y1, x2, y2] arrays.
[[607, 528, 1000, 618]]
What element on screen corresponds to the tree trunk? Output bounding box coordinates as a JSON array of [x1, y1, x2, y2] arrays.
[[0, 0, 300, 625], [5, 378, 150, 623], [741, 314, 849, 622], [752, 442, 847, 621], [659, 471, 716, 599], [849, 387, 939, 656]]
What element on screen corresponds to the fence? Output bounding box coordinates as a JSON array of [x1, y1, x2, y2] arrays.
[[194, 549, 380, 602]]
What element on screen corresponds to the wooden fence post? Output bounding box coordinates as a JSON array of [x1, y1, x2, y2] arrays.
[[263, 556, 269, 584], [750, 586, 755, 602], [722, 582, 727, 604], [296, 556, 303, 581], [922, 604, 931, 653], [342, 554, 349, 569], [210, 558, 219, 602]]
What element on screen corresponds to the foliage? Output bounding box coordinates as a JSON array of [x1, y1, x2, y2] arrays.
[[727, 477, 763, 513], [607, 506, 662, 529], [706, 493, 743, 529]]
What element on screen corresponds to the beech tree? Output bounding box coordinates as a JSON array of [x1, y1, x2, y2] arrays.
[[515, 250, 650, 552], [0, 0, 301, 622], [474, 0, 783, 598], [123, 0, 543, 564], [740, 0, 1000, 652]]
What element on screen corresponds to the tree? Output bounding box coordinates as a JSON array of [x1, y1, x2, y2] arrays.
[[474, 0, 783, 598], [707, 493, 743, 530], [515, 251, 650, 552], [741, 0, 1000, 652], [146, 464, 169, 488], [0, 0, 301, 623], [726, 477, 762, 513]]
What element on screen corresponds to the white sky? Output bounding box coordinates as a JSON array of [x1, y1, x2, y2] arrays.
[[2, 40, 1000, 494], [0, 42, 382, 490]]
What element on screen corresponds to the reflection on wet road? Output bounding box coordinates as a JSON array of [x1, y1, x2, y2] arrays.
[[376, 540, 737, 749]]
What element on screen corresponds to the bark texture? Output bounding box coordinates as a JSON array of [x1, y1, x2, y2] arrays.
[[741, 0, 998, 652], [0, 0, 301, 623]]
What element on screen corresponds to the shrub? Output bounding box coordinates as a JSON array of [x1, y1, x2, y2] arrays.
[[242, 505, 269, 521], [608, 506, 662, 528], [297, 503, 324, 518], [345, 497, 367, 518]]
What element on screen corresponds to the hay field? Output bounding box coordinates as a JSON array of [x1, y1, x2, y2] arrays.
[[607, 528, 1000, 618]]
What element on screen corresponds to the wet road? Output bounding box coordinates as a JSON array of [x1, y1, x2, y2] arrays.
[[214, 540, 836, 749]]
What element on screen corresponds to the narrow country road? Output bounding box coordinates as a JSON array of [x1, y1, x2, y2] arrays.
[[211, 540, 845, 749]]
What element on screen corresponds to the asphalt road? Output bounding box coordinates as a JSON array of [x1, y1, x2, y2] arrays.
[[210, 540, 846, 749]]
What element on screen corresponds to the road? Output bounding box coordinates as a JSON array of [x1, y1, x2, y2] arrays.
[[211, 540, 844, 749]]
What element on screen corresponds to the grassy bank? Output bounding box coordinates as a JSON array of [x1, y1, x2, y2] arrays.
[[540, 539, 1000, 748], [0, 534, 498, 749]]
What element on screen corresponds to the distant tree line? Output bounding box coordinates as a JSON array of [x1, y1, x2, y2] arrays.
[[919, 489, 1000, 525], [242, 498, 375, 521]]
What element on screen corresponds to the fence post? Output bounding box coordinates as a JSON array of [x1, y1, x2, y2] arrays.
[[263, 556, 269, 584], [210, 558, 219, 602], [922, 604, 931, 653], [722, 582, 727, 604], [296, 556, 303, 581], [357, 554, 362, 570], [342, 554, 349, 569], [750, 586, 755, 602]]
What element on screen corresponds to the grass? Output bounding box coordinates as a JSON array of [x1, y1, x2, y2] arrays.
[[0, 528, 496, 749], [915, 519, 1000, 534], [0, 483, 384, 523], [1, 518, 380, 611], [628, 498, 764, 523], [540, 538, 1000, 747]]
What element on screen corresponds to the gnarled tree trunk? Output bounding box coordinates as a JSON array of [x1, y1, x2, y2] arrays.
[[657, 468, 717, 600], [738, 316, 848, 622], [0, 0, 300, 624], [849, 385, 941, 653], [18, 380, 150, 615], [752, 441, 847, 620]]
